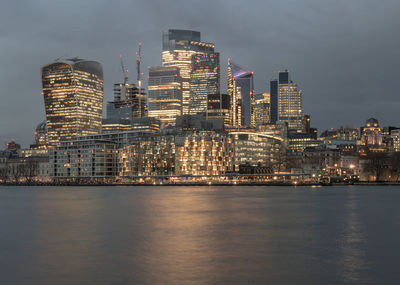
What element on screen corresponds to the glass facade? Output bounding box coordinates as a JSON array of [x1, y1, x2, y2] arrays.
[[270, 70, 303, 132], [118, 131, 233, 177], [41, 59, 104, 146], [162, 29, 215, 115], [230, 131, 283, 171], [254, 93, 270, 125], [189, 53, 220, 116], [228, 60, 255, 128], [148, 67, 182, 126]]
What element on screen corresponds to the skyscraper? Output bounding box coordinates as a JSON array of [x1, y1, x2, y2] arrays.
[[254, 92, 270, 125], [188, 53, 220, 117], [148, 66, 182, 126], [162, 29, 215, 115], [227, 59, 255, 128], [41, 58, 104, 146], [270, 70, 303, 132], [269, 79, 278, 124]]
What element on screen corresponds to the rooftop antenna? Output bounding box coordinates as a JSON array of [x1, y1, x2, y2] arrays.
[[119, 54, 129, 84], [136, 42, 142, 91]]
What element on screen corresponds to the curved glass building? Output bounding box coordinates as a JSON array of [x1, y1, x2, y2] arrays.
[[41, 58, 104, 146]]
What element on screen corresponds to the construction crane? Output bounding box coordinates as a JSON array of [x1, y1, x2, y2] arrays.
[[119, 54, 129, 84], [136, 42, 142, 92]]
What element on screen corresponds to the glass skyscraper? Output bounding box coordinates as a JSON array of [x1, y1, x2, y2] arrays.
[[41, 58, 104, 146], [188, 53, 220, 117], [254, 92, 270, 125], [227, 60, 255, 128], [162, 29, 215, 115], [270, 70, 303, 132], [148, 66, 182, 126]]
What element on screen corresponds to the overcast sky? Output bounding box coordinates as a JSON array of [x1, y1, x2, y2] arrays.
[[1, 0, 400, 147]]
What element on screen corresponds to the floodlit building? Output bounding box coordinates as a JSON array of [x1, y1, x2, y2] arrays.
[[391, 129, 400, 152], [118, 131, 233, 178], [360, 118, 383, 146], [33, 120, 48, 146], [320, 127, 358, 141], [288, 132, 320, 151], [228, 60, 255, 128], [148, 66, 183, 126], [189, 53, 220, 117], [175, 131, 233, 176], [41, 58, 104, 146], [254, 93, 270, 125], [162, 29, 215, 115], [229, 131, 283, 171], [270, 70, 303, 132], [50, 139, 118, 181], [101, 117, 160, 134]]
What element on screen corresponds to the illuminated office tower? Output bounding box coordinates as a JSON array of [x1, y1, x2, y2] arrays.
[[270, 70, 303, 132], [148, 66, 182, 126], [41, 58, 104, 146], [162, 29, 215, 115], [227, 59, 255, 128], [254, 92, 270, 125], [189, 53, 220, 117]]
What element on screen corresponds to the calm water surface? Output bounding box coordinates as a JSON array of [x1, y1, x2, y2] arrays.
[[1, 185, 400, 284]]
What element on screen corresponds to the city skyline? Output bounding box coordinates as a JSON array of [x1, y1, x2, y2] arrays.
[[1, 0, 400, 146]]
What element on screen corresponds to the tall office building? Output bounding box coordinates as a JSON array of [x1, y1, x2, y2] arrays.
[[148, 66, 182, 126], [227, 59, 255, 128], [270, 70, 303, 132], [188, 53, 220, 117], [270, 79, 278, 124], [254, 93, 270, 125], [162, 29, 215, 115], [41, 58, 104, 146]]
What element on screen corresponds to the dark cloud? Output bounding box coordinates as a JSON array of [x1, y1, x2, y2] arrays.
[[1, 0, 400, 146]]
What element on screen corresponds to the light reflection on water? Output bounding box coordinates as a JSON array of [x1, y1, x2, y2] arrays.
[[0, 185, 399, 284]]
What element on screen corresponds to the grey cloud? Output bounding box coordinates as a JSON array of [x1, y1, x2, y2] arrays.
[[1, 0, 400, 146]]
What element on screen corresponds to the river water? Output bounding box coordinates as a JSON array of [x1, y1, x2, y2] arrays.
[[0, 185, 399, 284]]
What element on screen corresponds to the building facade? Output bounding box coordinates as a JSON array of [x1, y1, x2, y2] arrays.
[[118, 131, 233, 178], [41, 58, 104, 146], [270, 70, 303, 132], [228, 60, 255, 128], [148, 66, 183, 126], [229, 131, 283, 171], [49, 139, 118, 181], [254, 92, 270, 125], [162, 29, 215, 115], [188, 53, 220, 117]]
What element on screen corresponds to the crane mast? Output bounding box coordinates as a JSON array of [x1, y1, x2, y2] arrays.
[[136, 42, 142, 92], [119, 54, 129, 84]]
